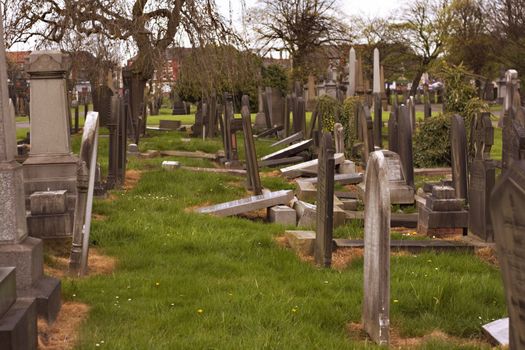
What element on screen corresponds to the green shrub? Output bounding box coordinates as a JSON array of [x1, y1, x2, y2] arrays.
[[414, 114, 452, 167], [341, 96, 361, 155], [262, 64, 289, 94], [316, 95, 340, 132]]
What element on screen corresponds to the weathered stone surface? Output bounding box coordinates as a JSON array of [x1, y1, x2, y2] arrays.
[[490, 160, 525, 349], [418, 206, 468, 230], [373, 93, 382, 148], [268, 205, 296, 226], [315, 133, 335, 267], [0, 161, 27, 243], [334, 123, 345, 154], [451, 115, 468, 199], [397, 105, 414, 187], [425, 197, 464, 212], [161, 161, 181, 170], [280, 153, 345, 178], [261, 139, 312, 161], [432, 185, 456, 199], [338, 160, 356, 174], [388, 108, 398, 153], [241, 95, 262, 195], [285, 230, 315, 256], [0, 268, 16, 317], [158, 120, 181, 130], [359, 103, 374, 164], [259, 156, 305, 168], [0, 297, 37, 350], [341, 199, 359, 211], [335, 239, 474, 253], [29, 190, 66, 215], [26, 214, 71, 238], [270, 131, 304, 148], [300, 172, 363, 185], [197, 190, 294, 217], [363, 150, 390, 346], [296, 181, 316, 202]]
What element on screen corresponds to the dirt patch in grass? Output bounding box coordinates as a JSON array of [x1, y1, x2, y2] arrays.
[[332, 248, 363, 270], [124, 170, 142, 190], [92, 213, 108, 221], [347, 323, 489, 349], [38, 302, 89, 350], [237, 208, 268, 221], [261, 170, 281, 178], [184, 201, 212, 213], [274, 236, 289, 248], [476, 247, 499, 266], [45, 248, 116, 278]]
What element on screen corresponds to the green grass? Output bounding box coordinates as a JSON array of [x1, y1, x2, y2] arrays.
[[51, 129, 506, 349]]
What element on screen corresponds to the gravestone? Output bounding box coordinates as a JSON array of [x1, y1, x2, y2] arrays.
[[490, 160, 525, 349], [373, 93, 382, 148], [93, 84, 113, 127], [260, 139, 313, 162], [106, 96, 120, 190], [502, 70, 525, 171], [314, 133, 335, 267], [358, 103, 374, 165], [270, 131, 303, 148], [468, 112, 495, 242], [362, 150, 390, 346], [255, 87, 267, 130], [172, 92, 187, 115], [388, 105, 398, 153], [0, 14, 60, 323], [293, 97, 306, 135], [23, 51, 77, 239], [262, 91, 272, 129], [407, 96, 416, 131], [192, 101, 204, 137], [451, 115, 468, 200], [347, 47, 356, 97], [117, 96, 128, 186], [265, 87, 285, 127], [69, 111, 99, 276], [398, 105, 414, 188], [207, 93, 218, 138], [334, 123, 344, 154], [241, 95, 262, 195]]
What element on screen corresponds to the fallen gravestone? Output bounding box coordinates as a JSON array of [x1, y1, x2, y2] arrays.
[[482, 318, 509, 346], [298, 173, 363, 185], [363, 150, 391, 346], [270, 131, 303, 148], [280, 153, 345, 178], [196, 190, 294, 217], [260, 139, 313, 161], [490, 160, 525, 349]]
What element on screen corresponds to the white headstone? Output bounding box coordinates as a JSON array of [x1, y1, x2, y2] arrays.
[[348, 47, 356, 97], [373, 48, 381, 94]]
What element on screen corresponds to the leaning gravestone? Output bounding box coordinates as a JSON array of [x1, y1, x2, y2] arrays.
[[241, 95, 262, 195], [490, 160, 525, 349], [314, 133, 335, 267], [358, 103, 374, 165], [387, 105, 398, 153], [363, 150, 391, 346], [451, 115, 468, 200], [468, 112, 496, 242], [398, 105, 414, 188]]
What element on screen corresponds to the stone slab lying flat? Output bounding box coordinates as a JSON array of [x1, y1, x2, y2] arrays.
[[161, 161, 181, 170], [333, 239, 474, 253], [261, 139, 313, 161], [299, 173, 363, 185], [482, 318, 509, 346], [181, 166, 246, 177], [344, 212, 418, 228], [258, 156, 306, 168], [160, 150, 218, 160], [334, 191, 359, 199], [270, 131, 304, 147], [196, 190, 294, 217], [281, 153, 345, 178], [414, 167, 452, 176], [285, 230, 315, 256]]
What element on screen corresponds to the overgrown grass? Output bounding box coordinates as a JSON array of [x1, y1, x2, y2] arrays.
[[52, 129, 506, 349]]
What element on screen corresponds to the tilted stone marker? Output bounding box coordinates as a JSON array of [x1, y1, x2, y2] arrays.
[[362, 151, 391, 346], [241, 95, 262, 195], [270, 131, 303, 148], [398, 105, 414, 188], [69, 112, 100, 276], [469, 112, 496, 242], [314, 133, 335, 267], [280, 153, 345, 179], [197, 190, 294, 217], [260, 139, 312, 162], [490, 160, 525, 349], [0, 11, 60, 325], [451, 115, 468, 200]]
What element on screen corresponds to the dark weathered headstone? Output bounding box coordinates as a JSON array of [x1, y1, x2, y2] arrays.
[[363, 150, 390, 346], [387, 106, 398, 153], [207, 93, 218, 138], [241, 95, 262, 195], [358, 103, 374, 165], [469, 112, 495, 242], [490, 160, 525, 350], [373, 93, 382, 148], [451, 115, 468, 200], [106, 96, 120, 190], [502, 71, 525, 171], [117, 96, 128, 186], [315, 133, 335, 267], [265, 87, 285, 127], [397, 105, 414, 187], [262, 91, 272, 129], [293, 97, 306, 135]]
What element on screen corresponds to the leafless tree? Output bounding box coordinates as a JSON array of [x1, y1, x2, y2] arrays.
[[250, 0, 350, 80]]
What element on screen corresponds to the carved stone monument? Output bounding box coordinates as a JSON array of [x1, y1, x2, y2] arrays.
[[23, 51, 77, 239], [362, 150, 390, 346]]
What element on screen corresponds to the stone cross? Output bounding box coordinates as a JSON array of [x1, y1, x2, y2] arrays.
[[490, 160, 525, 349], [363, 150, 391, 346], [469, 112, 495, 242], [314, 132, 335, 267], [241, 95, 262, 195], [347, 47, 356, 97], [451, 115, 468, 200], [398, 105, 414, 187]]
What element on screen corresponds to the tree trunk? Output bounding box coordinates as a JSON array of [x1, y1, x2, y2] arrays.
[[410, 67, 425, 97]]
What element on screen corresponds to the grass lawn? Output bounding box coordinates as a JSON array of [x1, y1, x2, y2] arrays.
[[51, 127, 506, 349]]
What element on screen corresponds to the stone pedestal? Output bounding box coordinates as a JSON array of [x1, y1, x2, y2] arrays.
[[23, 51, 77, 239]]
